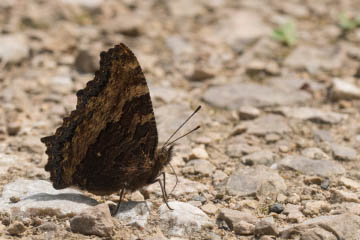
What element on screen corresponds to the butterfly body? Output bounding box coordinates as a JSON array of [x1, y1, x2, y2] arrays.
[[41, 44, 173, 196]]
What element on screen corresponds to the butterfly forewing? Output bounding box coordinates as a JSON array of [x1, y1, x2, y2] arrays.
[[41, 44, 159, 194]]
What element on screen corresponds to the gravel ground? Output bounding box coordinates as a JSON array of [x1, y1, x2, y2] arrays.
[[1, 0, 360, 239]]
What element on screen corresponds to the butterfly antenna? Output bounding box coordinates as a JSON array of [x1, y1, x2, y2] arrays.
[[165, 125, 200, 147], [162, 105, 201, 148], [168, 162, 178, 194]]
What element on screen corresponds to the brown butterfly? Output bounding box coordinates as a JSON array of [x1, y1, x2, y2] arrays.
[[41, 43, 200, 215]]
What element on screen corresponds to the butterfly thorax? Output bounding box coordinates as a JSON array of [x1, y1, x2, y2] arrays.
[[147, 145, 174, 184]]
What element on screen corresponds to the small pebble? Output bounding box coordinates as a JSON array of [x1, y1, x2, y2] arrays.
[[321, 179, 330, 190], [192, 195, 207, 204], [265, 133, 280, 143], [279, 145, 290, 153], [269, 203, 284, 214], [37, 222, 58, 232], [8, 221, 26, 235], [189, 146, 209, 159], [238, 106, 260, 120], [7, 122, 21, 136], [201, 203, 218, 215], [10, 196, 20, 203]]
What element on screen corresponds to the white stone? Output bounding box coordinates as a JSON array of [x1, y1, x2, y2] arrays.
[[114, 201, 152, 228], [159, 201, 212, 237], [0, 179, 98, 216], [190, 146, 209, 160], [0, 34, 29, 64], [331, 78, 360, 100]]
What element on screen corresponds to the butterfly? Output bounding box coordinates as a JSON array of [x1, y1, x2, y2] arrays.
[[41, 43, 200, 215]]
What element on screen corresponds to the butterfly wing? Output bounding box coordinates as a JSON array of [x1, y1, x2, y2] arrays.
[[41, 44, 158, 194]]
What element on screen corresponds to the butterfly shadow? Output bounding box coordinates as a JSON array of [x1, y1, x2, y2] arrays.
[[24, 193, 98, 206]]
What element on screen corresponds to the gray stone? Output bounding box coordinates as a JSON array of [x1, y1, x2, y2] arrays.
[[339, 177, 360, 190], [154, 104, 204, 143], [278, 106, 347, 124], [278, 155, 345, 177], [238, 106, 261, 120], [0, 34, 29, 64], [269, 203, 284, 214], [242, 150, 274, 166], [149, 85, 188, 105], [268, 76, 326, 93], [226, 143, 260, 157], [0, 179, 98, 217], [74, 50, 98, 73], [166, 35, 194, 56], [331, 189, 360, 203], [312, 129, 334, 142], [203, 82, 310, 110], [226, 166, 286, 197], [330, 78, 360, 100], [217, 10, 270, 45], [331, 144, 358, 161], [280, 213, 360, 239], [114, 201, 152, 228], [245, 59, 280, 78], [37, 222, 58, 232], [212, 170, 228, 183], [321, 179, 330, 190], [159, 201, 212, 237], [255, 217, 278, 236], [186, 159, 216, 176], [301, 147, 329, 160], [244, 115, 291, 136], [146, 174, 207, 198], [284, 45, 346, 73], [303, 200, 331, 216], [70, 203, 114, 237], [218, 208, 256, 235], [332, 202, 360, 215]]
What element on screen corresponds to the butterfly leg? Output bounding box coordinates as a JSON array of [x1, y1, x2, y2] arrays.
[[112, 186, 126, 216], [154, 177, 173, 210], [161, 172, 169, 200]]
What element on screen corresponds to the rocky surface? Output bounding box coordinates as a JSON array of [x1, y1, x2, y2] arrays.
[[70, 204, 114, 237], [1, 0, 360, 239], [0, 179, 98, 216]]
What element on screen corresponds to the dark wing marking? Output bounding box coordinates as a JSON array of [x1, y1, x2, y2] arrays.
[[41, 44, 158, 193]]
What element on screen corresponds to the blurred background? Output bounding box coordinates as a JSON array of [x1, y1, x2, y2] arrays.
[[1, 0, 360, 239]]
